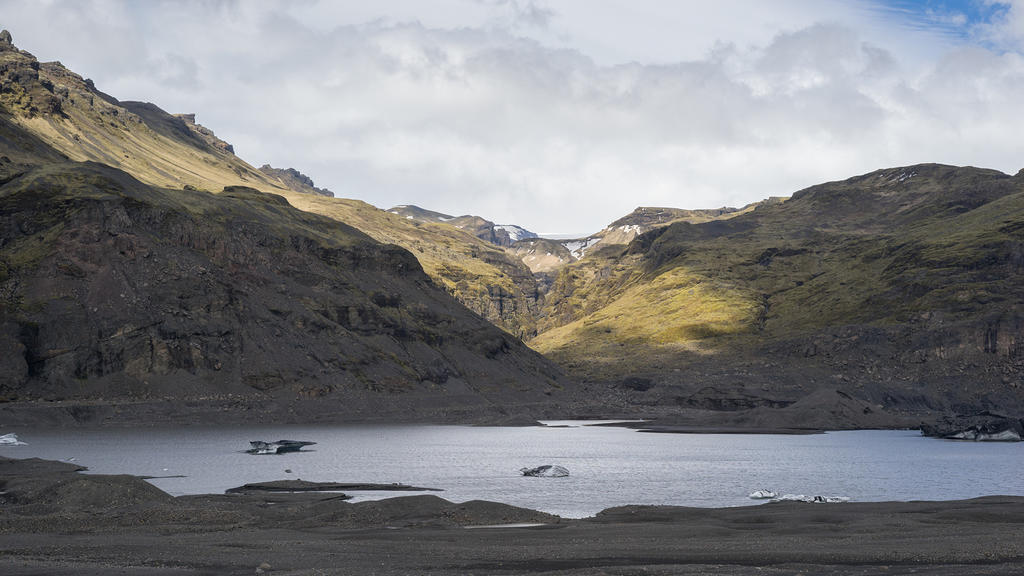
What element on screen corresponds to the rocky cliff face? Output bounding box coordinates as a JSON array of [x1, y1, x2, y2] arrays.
[[259, 164, 334, 197], [0, 30, 63, 117], [0, 34, 543, 343], [0, 160, 568, 424], [171, 113, 235, 154]]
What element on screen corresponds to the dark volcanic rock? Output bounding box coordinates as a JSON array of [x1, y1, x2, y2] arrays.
[[225, 480, 440, 494], [920, 412, 1024, 441], [0, 456, 171, 511], [246, 440, 316, 454], [172, 113, 234, 154], [0, 455, 87, 477], [259, 164, 334, 197], [520, 464, 569, 477], [0, 36, 64, 118], [0, 161, 567, 424], [619, 377, 654, 391]]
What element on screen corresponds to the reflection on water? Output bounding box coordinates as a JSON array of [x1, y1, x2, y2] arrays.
[[2, 424, 1021, 518]]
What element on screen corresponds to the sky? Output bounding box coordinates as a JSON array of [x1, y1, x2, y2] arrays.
[[2, 0, 1023, 235]]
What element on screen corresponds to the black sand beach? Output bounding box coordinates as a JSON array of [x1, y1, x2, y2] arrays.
[[2, 456, 1023, 575]]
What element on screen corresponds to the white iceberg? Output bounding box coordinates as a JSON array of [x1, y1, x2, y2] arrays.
[[0, 433, 27, 446], [773, 493, 850, 503]]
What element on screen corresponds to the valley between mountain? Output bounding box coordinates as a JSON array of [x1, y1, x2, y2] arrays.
[[1, 29, 1022, 432]]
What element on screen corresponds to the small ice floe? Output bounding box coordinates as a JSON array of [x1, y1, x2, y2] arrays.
[[520, 465, 570, 477], [748, 489, 778, 500], [0, 433, 26, 446], [950, 429, 1022, 442], [246, 440, 316, 455], [773, 494, 850, 503], [464, 523, 548, 529]]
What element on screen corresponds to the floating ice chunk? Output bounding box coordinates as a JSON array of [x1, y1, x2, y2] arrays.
[[520, 465, 570, 477], [0, 433, 26, 446], [772, 493, 850, 503], [247, 440, 316, 455]]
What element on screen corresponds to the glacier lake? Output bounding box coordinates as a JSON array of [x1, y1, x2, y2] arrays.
[[2, 423, 1022, 518]]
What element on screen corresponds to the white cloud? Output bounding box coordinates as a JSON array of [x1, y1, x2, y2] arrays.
[[973, 0, 1024, 50], [0, 0, 1022, 234]]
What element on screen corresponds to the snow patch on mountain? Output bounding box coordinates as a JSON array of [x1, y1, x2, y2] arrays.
[[495, 225, 538, 242], [387, 205, 455, 222], [562, 237, 601, 259]]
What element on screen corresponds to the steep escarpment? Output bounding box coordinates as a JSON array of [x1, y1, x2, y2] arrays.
[[0, 34, 279, 192], [293, 197, 544, 338], [530, 164, 1024, 420], [258, 164, 334, 197], [0, 33, 542, 339], [0, 162, 566, 424]]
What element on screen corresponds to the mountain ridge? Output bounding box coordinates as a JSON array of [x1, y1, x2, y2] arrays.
[[388, 204, 539, 248], [258, 164, 334, 197], [0, 31, 572, 424], [0, 33, 543, 338], [526, 162, 1024, 421], [0, 159, 570, 424], [4, 28, 1022, 428]]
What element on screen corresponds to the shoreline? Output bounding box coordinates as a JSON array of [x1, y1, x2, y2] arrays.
[[3, 457, 1024, 575], [0, 398, 918, 434]]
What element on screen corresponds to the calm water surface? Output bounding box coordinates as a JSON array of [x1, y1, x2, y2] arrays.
[[3, 424, 1021, 518]]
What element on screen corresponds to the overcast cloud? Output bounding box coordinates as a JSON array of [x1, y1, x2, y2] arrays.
[[2, 0, 1023, 234]]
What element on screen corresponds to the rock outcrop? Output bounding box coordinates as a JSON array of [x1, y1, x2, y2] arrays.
[[170, 113, 234, 154], [0, 36, 278, 192], [0, 32, 64, 117], [259, 164, 334, 197]]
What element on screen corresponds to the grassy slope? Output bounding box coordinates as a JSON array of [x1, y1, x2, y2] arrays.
[[530, 165, 1024, 381], [1, 48, 539, 336], [282, 193, 542, 336], [512, 200, 785, 277]]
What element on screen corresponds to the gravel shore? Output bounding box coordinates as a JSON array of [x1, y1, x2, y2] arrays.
[[2, 456, 1023, 575]]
